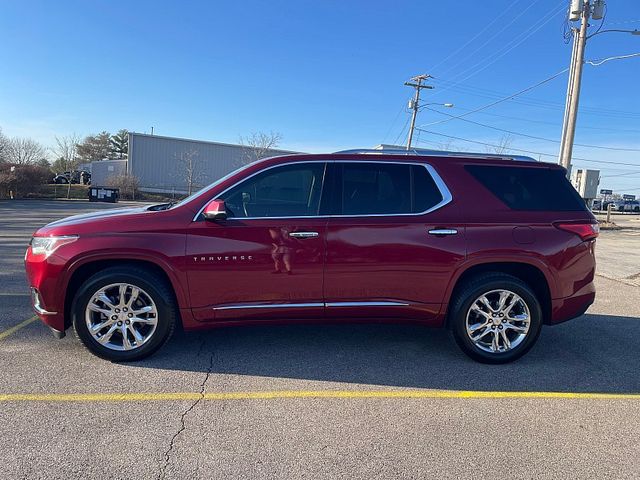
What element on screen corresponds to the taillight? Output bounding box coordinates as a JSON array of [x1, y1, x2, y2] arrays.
[[554, 222, 599, 241]]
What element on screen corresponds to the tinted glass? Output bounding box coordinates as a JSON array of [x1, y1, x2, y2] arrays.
[[222, 163, 325, 218], [466, 165, 587, 211], [339, 163, 443, 215], [412, 165, 444, 213]]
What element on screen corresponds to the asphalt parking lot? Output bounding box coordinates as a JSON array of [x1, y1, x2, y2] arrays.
[[1, 200, 639, 479]]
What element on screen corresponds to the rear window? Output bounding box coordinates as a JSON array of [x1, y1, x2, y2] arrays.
[[465, 165, 587, 212], [339, 163, 443, 215]]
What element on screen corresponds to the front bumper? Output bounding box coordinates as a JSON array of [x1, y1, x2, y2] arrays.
[[25, 249, 68, 333], [30, 287, 66, 338]]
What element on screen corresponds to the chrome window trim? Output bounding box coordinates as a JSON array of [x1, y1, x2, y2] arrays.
[[213, 301, 409, 311], [193, 159, 453, 221], [193, 160, 328, 221]]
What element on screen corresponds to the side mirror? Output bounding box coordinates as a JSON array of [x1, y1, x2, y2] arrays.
[[202, 199, 227, 221]]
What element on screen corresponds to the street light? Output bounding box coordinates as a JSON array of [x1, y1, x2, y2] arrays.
[[588, 28, 640, 39], [420, 102, 454, 109]]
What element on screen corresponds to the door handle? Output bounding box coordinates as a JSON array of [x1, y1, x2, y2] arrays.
[[428, 228, 458, 236], [289, 231, 319, 239]]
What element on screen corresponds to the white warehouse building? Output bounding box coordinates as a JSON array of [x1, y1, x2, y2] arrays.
[[90, 132, 299, 194]]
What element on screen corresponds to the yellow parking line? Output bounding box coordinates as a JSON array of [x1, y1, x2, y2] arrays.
[[0, 316, 38, 341], [0, 389, 639, 402]]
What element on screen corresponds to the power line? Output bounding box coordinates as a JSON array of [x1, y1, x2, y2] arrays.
[[602, 171, 640, 178], [423, 106, 640, 152], [430, 78, 640, 119], [605, 19, 640, 26], [434, 0, 548, 80], [428, 0, 529, 74], [381, 98, 411, 144], [392, 115, 411, 146], [419, 67, 570, 128], [413, 137, 640, 175], [436, 3, 568, 94], [444, 106, 640, 134], [414, 129, 640, 168]]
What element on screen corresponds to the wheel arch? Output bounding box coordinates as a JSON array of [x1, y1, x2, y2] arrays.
[[63, 257, 186, 331], [445, 261, 552, 326]]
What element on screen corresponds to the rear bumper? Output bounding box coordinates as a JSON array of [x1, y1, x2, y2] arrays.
[[549, 281, 595, 325]]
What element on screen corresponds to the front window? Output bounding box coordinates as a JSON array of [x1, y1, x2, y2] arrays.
[[220, 162, 326, 218]]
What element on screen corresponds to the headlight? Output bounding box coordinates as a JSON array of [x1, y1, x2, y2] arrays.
[[30, 235, 78, 257]]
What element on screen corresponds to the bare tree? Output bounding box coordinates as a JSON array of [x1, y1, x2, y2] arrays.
[[176, 149, 206, 196], [106, 173, 139, 200], [53, 134, 81, 199], [435, 139, 461, 152], [238, 131, 283, 165], [0, 128, 9, 163], [485, 134, 514, 155], [6, 137, 48, 165]]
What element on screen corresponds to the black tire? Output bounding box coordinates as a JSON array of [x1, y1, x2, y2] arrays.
[[450, 273, 543, 364], [72, 266, 177, 362]]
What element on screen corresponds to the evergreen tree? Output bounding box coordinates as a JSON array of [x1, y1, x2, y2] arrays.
[[110, 129, 129, 159]]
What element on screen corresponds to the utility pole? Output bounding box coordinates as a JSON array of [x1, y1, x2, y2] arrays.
[[405, 74, 434, 150], [558, 0, 594, 171]]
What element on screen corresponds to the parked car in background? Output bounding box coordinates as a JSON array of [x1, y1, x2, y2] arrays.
[[592, 199, 618, 211], [617, 200, 640, 212], [53, 170, 91, 185], [26, 151, 598, 364]]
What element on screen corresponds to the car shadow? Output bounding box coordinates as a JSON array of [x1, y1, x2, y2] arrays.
[[133, 313, 640, 394]]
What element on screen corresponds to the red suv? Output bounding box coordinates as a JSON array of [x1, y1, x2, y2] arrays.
[[25, 151, 598, 363]]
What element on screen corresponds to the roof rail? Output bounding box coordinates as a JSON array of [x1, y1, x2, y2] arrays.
[[333, 148, 537, 162]]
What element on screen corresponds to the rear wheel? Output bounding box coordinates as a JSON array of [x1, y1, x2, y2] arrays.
[[450, 273, 542, 364], [72, 267, 176, 361]]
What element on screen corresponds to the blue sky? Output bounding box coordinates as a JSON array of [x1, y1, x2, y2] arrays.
[[1, 0, 639, 192]]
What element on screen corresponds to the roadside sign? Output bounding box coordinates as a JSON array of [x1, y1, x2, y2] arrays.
[[622, 194, 636, 201], [600, 189, 613, 195]]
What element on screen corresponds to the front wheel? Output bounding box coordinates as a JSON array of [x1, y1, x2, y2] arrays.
[[450, 274, 542, 364], [72, 267, 177, 362]]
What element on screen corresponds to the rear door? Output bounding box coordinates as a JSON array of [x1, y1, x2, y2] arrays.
[[324, 161, 465, 321]]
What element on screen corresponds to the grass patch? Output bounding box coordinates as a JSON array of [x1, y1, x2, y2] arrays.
[[27, 184, 90, 200]]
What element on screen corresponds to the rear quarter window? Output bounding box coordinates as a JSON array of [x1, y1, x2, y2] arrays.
[[465, 165, 587, 212]]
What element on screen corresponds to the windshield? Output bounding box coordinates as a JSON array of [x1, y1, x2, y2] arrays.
[[169, 162, 255, 209]]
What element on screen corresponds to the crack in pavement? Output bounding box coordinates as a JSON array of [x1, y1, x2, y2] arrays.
[[596, 273, 640, 287], [158, 341, 214, 480]]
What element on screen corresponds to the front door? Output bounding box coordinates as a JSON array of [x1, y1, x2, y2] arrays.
[[186, 162, 328, 321], [324, 161, 465, 321]]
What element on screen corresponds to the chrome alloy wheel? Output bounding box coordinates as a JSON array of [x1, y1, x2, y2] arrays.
[[465, 289, 531, 354], [85, 283, 158, 351]]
